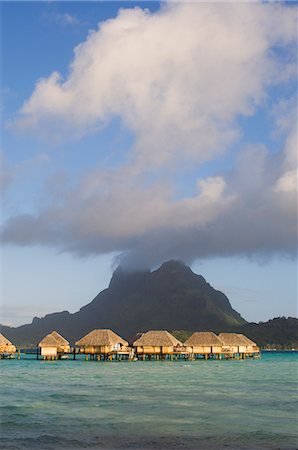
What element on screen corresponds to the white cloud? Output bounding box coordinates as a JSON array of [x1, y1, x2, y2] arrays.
[[275, 170, 297, 194], [3, 2, 297, 269], [61, 13, 80, 26], [2, 119, 296, 268], [273, 101, 297, 195], [11, 2, 296, 170], [42, 12, 81, 27]]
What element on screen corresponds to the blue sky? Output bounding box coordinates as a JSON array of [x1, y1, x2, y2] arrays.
[[1, 1, 297, 326]]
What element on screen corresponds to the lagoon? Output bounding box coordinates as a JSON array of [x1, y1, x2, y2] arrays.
[[1, 352, 297, 449]]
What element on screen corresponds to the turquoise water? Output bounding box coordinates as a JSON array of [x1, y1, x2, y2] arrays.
[[1, 352, 297, 450]]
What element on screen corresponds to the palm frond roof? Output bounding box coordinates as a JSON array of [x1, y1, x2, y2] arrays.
[[184, 332, 223, 346], [133, 330, 182, 347], [75, 329, 128, 346]]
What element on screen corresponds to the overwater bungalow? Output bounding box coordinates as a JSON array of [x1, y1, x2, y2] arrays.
[[0, 333, 16, 359], [133, 330, 183, 359], [184, 332, 223, 359], [50, 331, 71, 352], [75, 329, 130, 360], [218, 333, 245, 356], [38, 331, 70, 360], [218, 333, 259, 358], [237, 334, 260, 355]]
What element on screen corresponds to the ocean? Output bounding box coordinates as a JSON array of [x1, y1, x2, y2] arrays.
[[1, 352, 297, 450]]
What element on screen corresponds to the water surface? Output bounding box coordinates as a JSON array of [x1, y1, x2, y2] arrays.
[[1, 352, 297, 449]]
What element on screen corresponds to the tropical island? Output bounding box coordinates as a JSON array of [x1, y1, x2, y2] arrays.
[[1, 261, 297, 350]]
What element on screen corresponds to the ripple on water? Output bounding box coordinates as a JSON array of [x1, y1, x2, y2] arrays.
[[1, 352, 297, 449]]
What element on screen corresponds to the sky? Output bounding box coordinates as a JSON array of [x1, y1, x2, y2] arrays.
[[1, 1, 297, 327]]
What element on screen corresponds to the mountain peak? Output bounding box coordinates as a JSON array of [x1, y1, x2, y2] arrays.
[[109, 260, 202, 289], [0, 259, 248, 345], [157, 260, 209, 281], [156, 259, 194, 275], [109, 265, 150, 289]]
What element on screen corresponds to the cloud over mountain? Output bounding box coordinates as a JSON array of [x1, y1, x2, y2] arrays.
[[3, 2, 297, 269]]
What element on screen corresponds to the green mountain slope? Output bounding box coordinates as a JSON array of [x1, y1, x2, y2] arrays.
[[1, 260, 295, 348]]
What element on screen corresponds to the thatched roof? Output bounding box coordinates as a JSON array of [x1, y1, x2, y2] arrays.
[[218, 333, 248, 346], [75, 329, 128, 347], [133, 330, 182, 347], [184, 332, 223, 347], [38, 334, 60, 347], [237, 334, 257, 346], [0, 333, 14, 346], [50, 331, 69, 346]]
